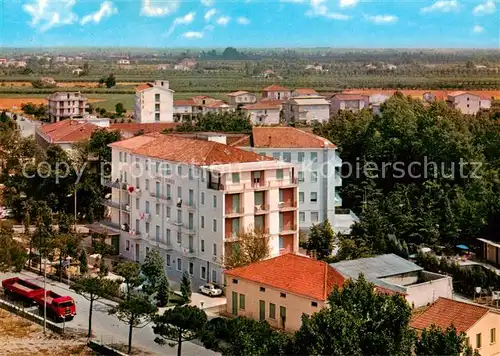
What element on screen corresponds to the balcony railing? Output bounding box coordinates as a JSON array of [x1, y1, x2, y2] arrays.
[[150, 191, 161, 199], [279, 224, 297, 234], [278, 200, 298, 210], [225, 228, 244, 241], [272, 178, 298, 187], [100, 219, 121, 230], [225, 206, 244, 216], [102, 200, 130, 212], [254, 204, 269, 214], [103, 179, 127, 190]]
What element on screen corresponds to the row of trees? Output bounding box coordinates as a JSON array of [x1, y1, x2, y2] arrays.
[[173, 111, 252, 133]]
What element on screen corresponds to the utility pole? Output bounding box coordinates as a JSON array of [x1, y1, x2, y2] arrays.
[[74, 189, 77, 230], [43, 253, 47, 334]]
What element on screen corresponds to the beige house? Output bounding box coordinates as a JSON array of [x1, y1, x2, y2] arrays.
[[241, 102, 281, 125], [262, 85, 290, 100], [227, 91, 257, 106], [283, 95, 330, 124], [292, 88, 318, 97], [447, 92, 481, 115], [47, 92, 88, 123], [330, 94, 369, 114], [225, 254, 345, 332], [411, 298, 500, 355], [134, 80, 174, 123]]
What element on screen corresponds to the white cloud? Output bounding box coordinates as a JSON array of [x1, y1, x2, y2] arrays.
[[306, 0, 350, 19], [472, 25, 485, 33], [236, 16, 251, 25], [339, 0, 359, 8], [183, 31, 204, 38], [80, 1, 117, 25], [365, 14, 398, 24], [201, 0, 214, 6], [473, 0, 496, 15], [141, 0, 180, 17], [421, 0, 459, 13], [23, 0, 78, 32], [216, 16, 230, 25], [165, 12, 196, 37], [204, 8, 217, 21]]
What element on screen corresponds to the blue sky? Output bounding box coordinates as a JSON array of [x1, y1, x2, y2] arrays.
[[0, 0, 499, 48]]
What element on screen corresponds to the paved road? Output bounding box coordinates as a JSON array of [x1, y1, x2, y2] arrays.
[[0, 270, 219, 356]]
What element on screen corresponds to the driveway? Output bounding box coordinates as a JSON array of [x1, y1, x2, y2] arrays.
[[0, 270, 219, 355]]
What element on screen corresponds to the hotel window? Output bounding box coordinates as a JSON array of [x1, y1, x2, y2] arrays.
[[166, 254, 171, 266], [232, 279, 239, 284], [189, 262, 194, 275], [279, 236, 284, 249], [213, 195, 217, 208], [155, 113, 160, 122], [166, 207, 171, 218], [166, 229, 171, 244], [155, 103, 160, 111], [276, 169, 284, 180], [298, 171, 304, 182], [311, 171, 318, 183], [269, 303, 276, 319], [213, 243, 217, 256], [136, 177, 140, 189], [492, 328, 496, 344], [298, 152, 305, 162], [201, 266, 207, 280], [166, 164, 171, 176], [211, 269, 217, 283], [280, 292, 286, 298], [299, 192, 304, 203], [145, 160, 149, 171], [311, 212, 319, 222], [136, 198, 140, 210], [310, 192, 318, 203], [119, 152, 122, 162], [145, 201, 150, 214], [283, 152, 291, 162], [239, 294, 246, 310], [201, 192, 205, 205], [477, 333, 482, 348], [145, 222, 150, 234], [201, 239, 205, 252], [155, 203, 160, 215], [213, 219, 217, 232], [155, 93, 160, 102], [177, 166, 182, 176], [177, 258, 182, 271], [201, 216, 205, 229], [145, 179, 150, 191], [272, 152, 280, 160], [260, 287, 266, 292], [125, 240, 130, 251], [124, 153, 127, 161], [145, 247, 149, 257], [189, 168, 193, 180], [177, 186, 182, 199], [177, 231, 182, 244], [311, 301, 318, 307], [299, 212, 305, 223], [232, 173, 240, 183], [311, 152, 318, 162]]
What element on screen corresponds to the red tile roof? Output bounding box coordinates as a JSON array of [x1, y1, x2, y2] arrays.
[[39, 120, 99, 143], [174, 99, 195, 106], [135, 83, 153, 92], [109, 133, 273, 166], [294, 88, 318, 95], [225, 254, 345, 301], [202, 100, 230, 108], [247, 127, 336, 149], [110, 123, 179, 135], [228, 91, 250, 97], [241, 102, 281, 110], [331, 94, 368, 101], [410, 298, 489, 333], [263, 85, 289, 92]]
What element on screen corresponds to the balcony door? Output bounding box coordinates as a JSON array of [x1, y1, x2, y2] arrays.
[[232, 194, 240, 213], [232, 218, 240, 237]]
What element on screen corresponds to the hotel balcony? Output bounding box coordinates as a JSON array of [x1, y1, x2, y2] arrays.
[[278, 200, 298, 211], [103, 179, 127, 190], [225, 206, 244, 217], [254, 204, 269, 214], [279, 223, 297, 235], [102, 200, 130, 212], [225, 228, 244, 242], [157, 239, 173, 250], [100, 219, 121, 231], [271, 177, 298, 188]]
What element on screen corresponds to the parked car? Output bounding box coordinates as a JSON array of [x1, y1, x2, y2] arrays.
[[199, 283, 222, 297]]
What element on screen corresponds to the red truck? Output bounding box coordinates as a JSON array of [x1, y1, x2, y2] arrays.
[[2, 277, 76, 321]]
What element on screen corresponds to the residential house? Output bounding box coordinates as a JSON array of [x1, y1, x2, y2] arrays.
[[47, 92, 88, 123], [202, 101, 234, 115], [96, 133, 299, 287], [411, 298, 500, 355], [40, 77, 56, 86], [227, 91, 257, 106], [241, 102, 281, 125], [35, 117, 107, 153], [0, 59, 7, 66], [330, 94, 369, 114], [447, 92, 481, 115], [72, 68, 84, 75], [225, 253, 345, 332], [478, 238, 500, 266], [55, 56, 67, 63], [283, 96, 330, 124], [134, 80, 174, 123], [292, 88, 318, 97], [173, 64, 190, 71], [480, 95, 492, 110], [305, 64, 323, 71], [368, 93, 392, 115], [262, 85, 290, 100], [173, 99, 195, 121], [117, 59, 131, 65], [235, 127, 356, 233], [179, 58, 197, 69], [331, 254, 453, 308]]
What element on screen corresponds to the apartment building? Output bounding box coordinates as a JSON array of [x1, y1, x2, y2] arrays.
[[447, 91, 482, 115], [262, 85, 291, 100], [227, 91, 257, 106], [235, 127, 357, 233], [103, 133, 299, 287], [47, 92, 88, 123], [329, 94, 369, 114], [283, 96, 330, 124], [134, 80, 174, 123]]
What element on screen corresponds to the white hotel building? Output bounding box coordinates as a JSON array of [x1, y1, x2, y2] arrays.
[[134, 80, 174, 123], [100, 133, 299, 287]]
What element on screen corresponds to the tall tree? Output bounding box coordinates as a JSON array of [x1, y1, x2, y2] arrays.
[[157, 275, 170, 307], [53, 232, 80, 282], [180, 271, 192, 304], [71, 276, 120, 337], [415, 325, 471, 356], [301, 220, 335, 260], [0, 225, 28, 272], [141, 249, 165, 295], [114, 261, 143, 299], [224, 229, 270, 269], [109, 292, 157, 354], [153, 305, 207, 356]]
